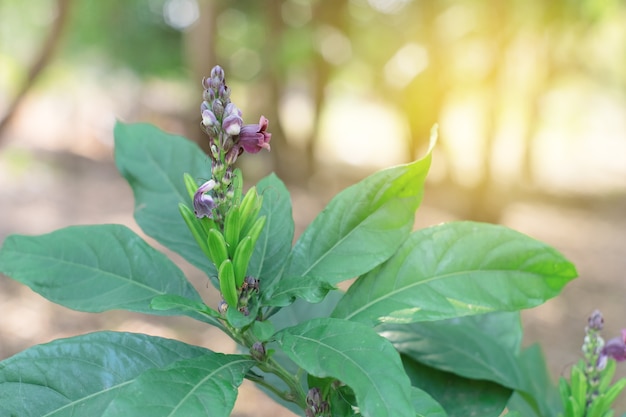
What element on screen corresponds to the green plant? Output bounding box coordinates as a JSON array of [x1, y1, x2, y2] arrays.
[[0, 65, 615, 417]]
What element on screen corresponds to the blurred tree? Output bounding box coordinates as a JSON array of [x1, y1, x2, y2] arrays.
[[0, 0, 73, 141]]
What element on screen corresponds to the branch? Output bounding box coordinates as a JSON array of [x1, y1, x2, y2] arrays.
[[0, 0, 73, 142]]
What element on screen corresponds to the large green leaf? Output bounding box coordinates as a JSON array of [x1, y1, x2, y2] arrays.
[[411, 387, 448, 417], [333, 221, 577, 324], [0, 332, 212, 416], [506, 345, 561, 417], [0, 224, 201, 314], [114, 122, 215, 277], [378, 316, 526, 390], [283, 138, 434, 285], [274, 317, 414, 417], [103, 353, 254, 417], [247, 174, 294, 292], [402, 356, 511, 417]]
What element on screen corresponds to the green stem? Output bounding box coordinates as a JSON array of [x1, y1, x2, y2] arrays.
[[240, 331, 307, 409], [256, 357, 307, 409]]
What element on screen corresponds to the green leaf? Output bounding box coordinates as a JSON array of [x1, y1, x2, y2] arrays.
[[263, 275, 335, 307], [402, 355, 511, 417], [103, 354, 254, 417], [378, 315, 525, 390], [150, 294, 222, 326], [251, 320, 275, 342], [248, 174, 294, 290], [269, 291, 344, 331], [333, 221, 577, 325], [283, 139, 434, 285], [274, 317, 414, 417], [411, 387, 448, 417], [114, 122, 215, 279], [0, 332, 212, 416], [508, 345, 562, 417], [0, 224, 201, 314]]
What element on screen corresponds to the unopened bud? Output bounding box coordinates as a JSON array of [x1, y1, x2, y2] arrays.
[[588, 310, 604, 331], [251, 342, 266, 361], [210, 65, 225, 81], [212, 99, 224, 119]]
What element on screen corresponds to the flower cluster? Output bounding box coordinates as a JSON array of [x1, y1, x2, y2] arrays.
[[305, 388, 330, 417], [200, 65, 271, 162], [194, 65, 271, 223], [559, 310, 626, 416]]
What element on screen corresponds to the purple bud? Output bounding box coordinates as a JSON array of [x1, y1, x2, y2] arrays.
[[218, 299, 228, 314], [251, 342, 266, 361], [588, 310, 604, 331], [225, 145, 241, 165], [306, 387, 322, 407], [210, 65, 225, 81], [222, 115, 243, 136], [244, 276, 259, 292], [237, 116, 272, 154], [193, 179, 216, 218], [224, 103, 242, 118], [219, 85, 230, 100], [212, 99, 224, 119], [202, 109, 218, 127]]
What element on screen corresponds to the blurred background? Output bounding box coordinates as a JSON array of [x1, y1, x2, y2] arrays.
[[1, 0, 625, 414]]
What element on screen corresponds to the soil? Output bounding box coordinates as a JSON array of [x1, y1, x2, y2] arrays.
[[1, 147, 625, 415]]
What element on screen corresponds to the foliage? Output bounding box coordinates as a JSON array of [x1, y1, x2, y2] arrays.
[[0, 65, 605, 416]]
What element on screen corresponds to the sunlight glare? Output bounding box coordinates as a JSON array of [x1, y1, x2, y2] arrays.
[[318, 96, 407, 167]]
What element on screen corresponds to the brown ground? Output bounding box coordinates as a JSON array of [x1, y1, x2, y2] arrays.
[[0, 146, 625, 415]]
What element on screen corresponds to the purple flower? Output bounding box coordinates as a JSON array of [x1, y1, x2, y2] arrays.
[[193, 179, 216, 218], [598, 329, 626, 369], [238, 116, 271, 154]]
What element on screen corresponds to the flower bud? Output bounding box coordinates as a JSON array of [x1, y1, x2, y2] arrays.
[[588, 310, 604, 331], [306, 387, 322, 407], [219, 85, 230, 101], [212, 99, 224, 119], [222, 114, 243, 136], [202, 109, 218, 127], [210, 65, 225, 81], [251, 342, 266, 361], [193, 179, 217, 218]]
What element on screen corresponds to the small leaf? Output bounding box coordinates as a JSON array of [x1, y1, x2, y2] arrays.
[[283, 136, 434, 285], [0, 332, 212, 416], [333, 221, 577, 325], [114, 122, 216, 278], [269, 291, 344, 331], [103, 354, 255, 417], [274, 317, 414, 417], [263, 275, 336, 307], [0, 224, 201, 314], [150, 294, 221, 326], [251, 320, 275, 342]]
